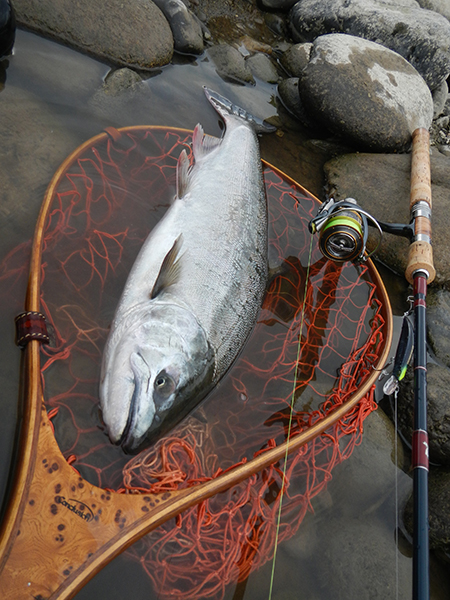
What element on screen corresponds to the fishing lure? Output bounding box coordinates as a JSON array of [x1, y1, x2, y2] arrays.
[[383, 312, 414, 396]]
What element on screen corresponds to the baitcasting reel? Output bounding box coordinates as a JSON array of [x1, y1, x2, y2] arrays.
[[309, 198, 383, 263]]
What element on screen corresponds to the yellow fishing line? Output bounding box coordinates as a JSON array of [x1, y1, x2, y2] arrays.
[[268, 233, 314, 599]]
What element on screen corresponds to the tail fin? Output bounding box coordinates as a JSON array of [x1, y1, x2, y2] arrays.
[[203, 86, 276, 134]]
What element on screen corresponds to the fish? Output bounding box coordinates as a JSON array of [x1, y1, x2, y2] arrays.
[[100, 87, 275, 452]]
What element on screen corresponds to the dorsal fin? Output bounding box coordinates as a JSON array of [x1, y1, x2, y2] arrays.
[[150, 235, 183, 299], [176, 149, 191, 199], [192, 123, 222, 161]]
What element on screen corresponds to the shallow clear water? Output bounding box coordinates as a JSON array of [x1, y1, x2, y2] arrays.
[[1, 29, 449, 600]]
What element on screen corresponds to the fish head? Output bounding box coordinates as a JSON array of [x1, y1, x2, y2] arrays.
[[100, 303, 215, 452]]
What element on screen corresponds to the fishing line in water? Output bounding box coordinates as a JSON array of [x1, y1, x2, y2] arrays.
[[267, 232, 314, 600]]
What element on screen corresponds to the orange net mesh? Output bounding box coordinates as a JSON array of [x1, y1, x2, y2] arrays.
[[2, 127, 387, 598]]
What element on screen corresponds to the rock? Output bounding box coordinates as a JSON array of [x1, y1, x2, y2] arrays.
[[102, 68, 143, 96], [277, 77, 316, 128], [322, 517, 412, 599], [289, 0, 450, 90], [323, 150, 450, 284], [404, 468, 450, 554], [398, 364, 450, 466], [12, 0, 173, 69], [427, 288, 450, 368], [0, 0, 15, 57], [432, 80, 449, 118], [279, 42, 312, 77], [238, 35, 273, 56], [260, 0, 298, 10], [318, 409, 412, 599], [207, 43, 255, 84], [245, 52, 280, 83], [152, 0, 204, 55], [417, 0, 450, 21], [329, 409, 407, 512], [298, 34, 433, 152], [263, 12, 289, 38]]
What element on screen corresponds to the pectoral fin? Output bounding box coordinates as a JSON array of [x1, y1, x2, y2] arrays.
[[150, 235, 183, 299]]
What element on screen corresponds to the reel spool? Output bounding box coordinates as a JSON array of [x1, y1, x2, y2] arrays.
[[309, 198, 382, 263]]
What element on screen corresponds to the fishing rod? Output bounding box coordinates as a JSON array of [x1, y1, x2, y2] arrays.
[[309, 127, 434, 600]]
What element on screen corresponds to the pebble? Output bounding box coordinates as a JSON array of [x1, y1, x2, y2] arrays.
[[208, 43, 255, 84], [102, 68, 143, 96], [245, 52, 280, 83]]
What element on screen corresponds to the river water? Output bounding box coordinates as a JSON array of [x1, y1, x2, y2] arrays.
[[0, 29, 449, 600]]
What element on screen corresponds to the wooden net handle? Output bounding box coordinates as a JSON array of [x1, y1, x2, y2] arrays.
[[405, 128, 436, 284]]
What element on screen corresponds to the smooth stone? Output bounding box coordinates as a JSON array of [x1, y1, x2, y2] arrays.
[[263, 12, 289, 38], [102, 68, 143, 97], [427, 288, 450, 368], [12, 0, 173, 69], [325, 408, 407, 516], [398, 363, 450, 466], [152, 0, 204, 55], [322, 517, 412, 599], [417, 0, 450, 21], [318, 409, 412, 599], [432, 80, 450, 118], [323, 150, 450, 284], [277, 77, 317, 128], [0, 0, 15, 57], [238, 35, 273, 56], [260, 0, 298, 9], [207, 43, 255, 84], [299, 34, 433, 151], [404, 468, 450, 555], [245, 52, 280, 83], [289, 0, 450, 90], [279, 42, 312, 77]]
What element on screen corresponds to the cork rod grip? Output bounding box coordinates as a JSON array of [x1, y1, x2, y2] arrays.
[[405, 128, 436, 284]]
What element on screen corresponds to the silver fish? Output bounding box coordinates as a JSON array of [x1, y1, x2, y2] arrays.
[[100, 87, 274, 452]]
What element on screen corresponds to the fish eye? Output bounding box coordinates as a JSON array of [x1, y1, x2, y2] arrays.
[[154, 371, 176, 398]]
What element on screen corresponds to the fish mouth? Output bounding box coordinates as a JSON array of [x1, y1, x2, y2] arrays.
[[118, 392, 138, 452]]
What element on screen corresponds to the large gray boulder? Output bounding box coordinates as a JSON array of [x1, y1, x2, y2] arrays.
[[399, 363, 450, 466], [289, 0, 450, 90], [427, 288, 450, 368], [12, 0, 174, 69], [298, 34, 433, 151]]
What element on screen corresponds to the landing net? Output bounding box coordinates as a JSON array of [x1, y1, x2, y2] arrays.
[[1, 126, 390, 599]]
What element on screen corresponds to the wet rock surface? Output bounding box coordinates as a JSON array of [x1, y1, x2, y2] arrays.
[[152, 0, 205, 55], [427, 288, 450, 367], [323, 150, 450, 284], [289, 0, 450, 90], [12, 0, 174, 69], [398, 364, 450, 466], [298, 34, 434, 151], [404, 468, 450, 556]]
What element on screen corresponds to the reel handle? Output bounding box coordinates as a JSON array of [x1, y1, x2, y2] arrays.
[[405, 128, 436, 284]]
